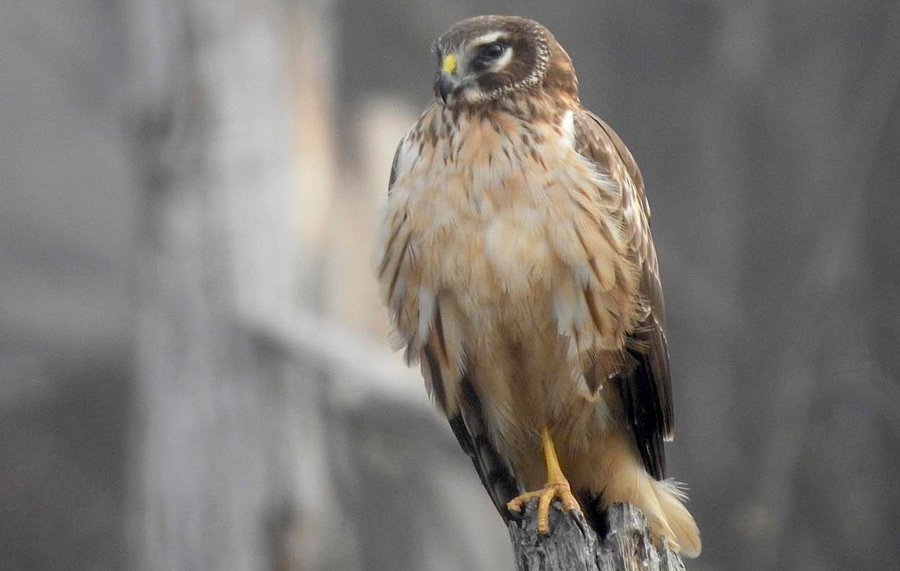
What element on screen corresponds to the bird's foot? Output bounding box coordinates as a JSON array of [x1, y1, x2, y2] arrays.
[[507, 480, 582, 535]]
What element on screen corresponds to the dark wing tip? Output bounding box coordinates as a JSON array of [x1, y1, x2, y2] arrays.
[[448, 378, 520, 521], [616, 343, 667, 480]]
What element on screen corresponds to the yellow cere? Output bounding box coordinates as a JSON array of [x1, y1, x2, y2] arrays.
[[441, 54, 458, 75]]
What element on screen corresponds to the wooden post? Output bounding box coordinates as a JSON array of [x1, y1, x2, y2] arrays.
[[508, 503, 685, 571]]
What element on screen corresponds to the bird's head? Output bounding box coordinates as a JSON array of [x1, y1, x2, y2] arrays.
[[432, 16, 578, 107]]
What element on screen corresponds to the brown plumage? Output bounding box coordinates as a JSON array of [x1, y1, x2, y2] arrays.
[[376, 15, 700, 557]]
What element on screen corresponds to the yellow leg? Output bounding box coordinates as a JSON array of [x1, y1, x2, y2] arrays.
[[507, 427, 582, 535]]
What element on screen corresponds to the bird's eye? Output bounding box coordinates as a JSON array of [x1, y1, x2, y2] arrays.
[[480, 41, 506, 59], [471, 41, 507, 72]]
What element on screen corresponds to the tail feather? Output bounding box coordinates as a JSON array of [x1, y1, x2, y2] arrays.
[[651, 478, 701, 558], [594, 435, 702, 558]]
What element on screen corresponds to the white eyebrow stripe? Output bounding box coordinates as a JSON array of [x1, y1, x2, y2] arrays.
[[471, 31, 507, 46]]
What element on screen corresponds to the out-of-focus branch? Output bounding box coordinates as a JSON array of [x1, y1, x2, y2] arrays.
[[238, 309, 426, 410], [508, 502, 685, 571]]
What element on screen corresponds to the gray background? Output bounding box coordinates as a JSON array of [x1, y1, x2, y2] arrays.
[[2, 0, 899, 569]]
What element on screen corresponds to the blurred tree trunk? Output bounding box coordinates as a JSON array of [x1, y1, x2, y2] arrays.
[[124, 1, 337, 569]]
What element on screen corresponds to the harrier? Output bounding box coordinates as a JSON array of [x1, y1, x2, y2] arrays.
[[376, 15, 700, 557]]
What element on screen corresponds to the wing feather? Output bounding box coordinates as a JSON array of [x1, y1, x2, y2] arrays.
[[574, 110, 674, 480]]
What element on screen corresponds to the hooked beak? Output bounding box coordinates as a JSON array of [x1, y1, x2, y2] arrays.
[[434, 71, 457, 104]]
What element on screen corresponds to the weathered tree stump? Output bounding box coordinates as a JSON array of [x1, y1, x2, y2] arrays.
[[508, 502, 685, 571]]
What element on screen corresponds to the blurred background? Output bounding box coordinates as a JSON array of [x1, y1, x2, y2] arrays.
[[1, 0, 899, 569]]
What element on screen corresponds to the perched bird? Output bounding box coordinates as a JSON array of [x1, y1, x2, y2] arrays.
[[376, 15, 700, 557]]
